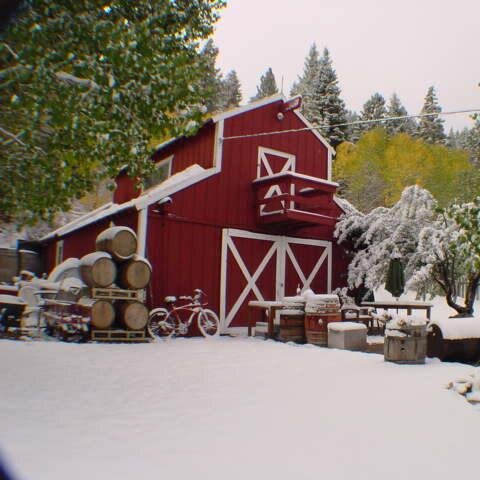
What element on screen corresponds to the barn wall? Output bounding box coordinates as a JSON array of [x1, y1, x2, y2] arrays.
[[222, 100, 330, 180], [146, 213, 222, 316], [153, 123, 216, 174], [43, 210, 138, 274], [114, 175, 140, 204], [113, 123, 216, 204]]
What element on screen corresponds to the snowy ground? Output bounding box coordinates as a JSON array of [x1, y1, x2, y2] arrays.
[[1, 332, 480, 480]]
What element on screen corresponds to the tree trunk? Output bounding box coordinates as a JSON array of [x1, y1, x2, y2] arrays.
[[464, 274, 480, 316], [437, 270, 474, 317]]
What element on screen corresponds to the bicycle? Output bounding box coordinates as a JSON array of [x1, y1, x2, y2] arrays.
[[149, 289, 220, 338]]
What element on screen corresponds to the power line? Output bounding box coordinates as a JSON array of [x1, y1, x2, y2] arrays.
[[221, 108, 480, 141]]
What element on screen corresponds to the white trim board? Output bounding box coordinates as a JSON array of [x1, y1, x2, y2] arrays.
[[293, 109, 335, 157]]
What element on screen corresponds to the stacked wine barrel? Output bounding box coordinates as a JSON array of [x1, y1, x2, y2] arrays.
[[78, 226, 151, 333], [279, 296, 306, 343], [304, 294, 341, 346]]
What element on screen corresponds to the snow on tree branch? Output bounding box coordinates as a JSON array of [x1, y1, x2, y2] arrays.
[[54, 71, 100, 90], [336, 186, 480, 315], [0, 126, 26, 146]]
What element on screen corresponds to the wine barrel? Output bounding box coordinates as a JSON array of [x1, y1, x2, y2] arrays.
[[116, 255, 152, 290], [279, 310, 305, 343], [96, 227, 137, 262], [304, 294, 341, 346], [77, 297, 115, 329], [80, 252, 117, 288], [305, 312, 342, 346], [116, 301, 149, 330]]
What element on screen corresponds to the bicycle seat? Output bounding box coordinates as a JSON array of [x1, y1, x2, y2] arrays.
[[164, 296, 177, 304]]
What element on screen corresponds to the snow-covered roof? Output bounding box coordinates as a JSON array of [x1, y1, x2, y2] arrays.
[[431, 317, 480, 340], [41, 164, 211, 241]]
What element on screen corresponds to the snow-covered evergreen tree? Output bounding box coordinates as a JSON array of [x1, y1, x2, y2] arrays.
[[309, 48, 348, 147], [219, 70, 242, 110], [290, 43, 321, 121], [386, 93, 416, 137], [466, 117, 480, 165], [0, 0, 225, 223], [357, 93, 387, 136], [250, 67, 278, 101], [344, 110, 361, 143], [199, 39, 224, 113], [291, 46, 347, 147], [418, 86, 446, 144]]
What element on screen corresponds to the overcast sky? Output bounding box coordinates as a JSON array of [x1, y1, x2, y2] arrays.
[[213, 0, 479, 131]]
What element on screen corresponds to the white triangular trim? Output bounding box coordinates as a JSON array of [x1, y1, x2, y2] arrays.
[[212, 94, 285, 123]]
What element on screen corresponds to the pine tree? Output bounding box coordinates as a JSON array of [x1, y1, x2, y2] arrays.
[[357, 93, 387, 136], [291, 46, 347, 147], [418, 86, 445, 144], [309, 48, 348, 148], [386, 93, 416, 137], [199, 39, 224, 113], [0, 0, 226, 222], [250, 67, 278, 101], [446, 128, 459, 149], [466, 117, 480, 166], [290, 43, 321, 121], [219, 70, 242, 110], [344, 110, 361, 143]]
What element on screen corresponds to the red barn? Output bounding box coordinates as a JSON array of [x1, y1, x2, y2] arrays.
[[41, 95, 350, 334]]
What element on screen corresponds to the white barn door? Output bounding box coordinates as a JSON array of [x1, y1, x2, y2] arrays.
[[220, 228, 332, 333]]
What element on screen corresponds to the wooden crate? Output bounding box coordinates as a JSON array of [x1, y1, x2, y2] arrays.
[[91, 329, 149, 343], [91, 288, 145, 302]]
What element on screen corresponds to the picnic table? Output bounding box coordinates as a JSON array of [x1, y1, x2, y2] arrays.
[[361, 300, 433, 320], [247, 300, 284, 339]]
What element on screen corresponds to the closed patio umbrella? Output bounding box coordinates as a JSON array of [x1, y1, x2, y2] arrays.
[[385, 258, 405, 299]]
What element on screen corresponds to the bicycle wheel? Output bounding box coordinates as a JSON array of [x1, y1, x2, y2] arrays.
[[149, 308, 176, 337], [197, 309, 220, 337]]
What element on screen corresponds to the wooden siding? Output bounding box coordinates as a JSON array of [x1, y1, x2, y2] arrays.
[[153, 123, 216, 174], [44, 210, 138, 273], [146, 214, 222, 324]]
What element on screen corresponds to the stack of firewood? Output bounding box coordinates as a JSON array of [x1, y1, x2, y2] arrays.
[[78, 226, 151, 331]]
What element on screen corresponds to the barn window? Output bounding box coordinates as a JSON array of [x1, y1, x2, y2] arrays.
[[143, 155, 173, 190], [55, 240, 64, 266]]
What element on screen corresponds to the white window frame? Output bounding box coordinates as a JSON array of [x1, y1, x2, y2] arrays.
[[143, 155, 173, 191]]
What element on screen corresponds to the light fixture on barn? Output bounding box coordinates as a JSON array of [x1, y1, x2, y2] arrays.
[[152, 196, 172, 215], [277, 112, 284, 121]]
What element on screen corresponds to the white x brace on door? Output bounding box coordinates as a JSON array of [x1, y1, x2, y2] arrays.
[[219, 228, 332, 332], [257, 146, 296, 215]]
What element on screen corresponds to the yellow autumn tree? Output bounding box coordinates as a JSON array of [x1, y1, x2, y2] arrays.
[[334, 128, 477, 212]]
